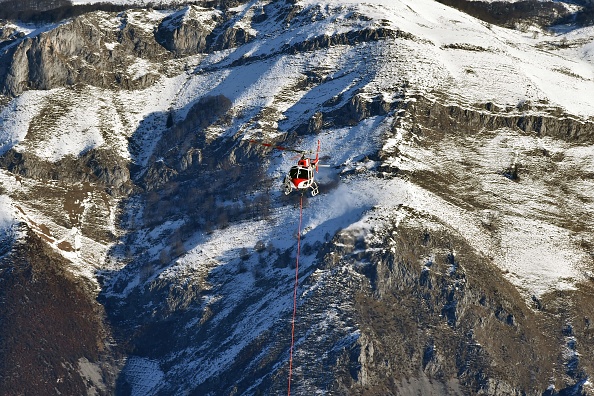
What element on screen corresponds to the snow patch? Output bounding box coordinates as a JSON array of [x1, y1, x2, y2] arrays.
[[0, 90, 53, 155], [0, 195, 17, 235], [497, 216, 586, 296], [122, 357, 164, 396], [128, 58, 155, 81]]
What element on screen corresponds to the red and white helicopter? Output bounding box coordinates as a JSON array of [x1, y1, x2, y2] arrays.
[[250, 139, 322, 196]]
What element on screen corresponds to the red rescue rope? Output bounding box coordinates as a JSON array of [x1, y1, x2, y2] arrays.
[[287, 193, 304, 395]]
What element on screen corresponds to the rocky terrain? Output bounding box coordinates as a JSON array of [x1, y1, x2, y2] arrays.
[[0, 0, 594, 394]]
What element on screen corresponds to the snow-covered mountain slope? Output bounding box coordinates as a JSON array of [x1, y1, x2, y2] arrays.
[[1, 0, 594, 394]]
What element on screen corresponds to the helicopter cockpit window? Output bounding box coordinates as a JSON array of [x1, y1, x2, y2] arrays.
[[289, 167, 311, 180], [299, 168, 311, 179], [289, 167, 300, 179]]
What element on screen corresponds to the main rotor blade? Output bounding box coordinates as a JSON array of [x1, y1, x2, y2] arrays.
[[249, 140, 306, 154]]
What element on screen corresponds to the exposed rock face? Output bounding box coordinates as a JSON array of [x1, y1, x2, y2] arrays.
[[339, 215, 567, 395], [139, 94, 233, 189], [0, 148, 132, 194], [310, 93, 393, 132], [408, 95, 594, 144], [0, 25, 20, 42], [0, 11, 171, 96], [434, 0, 573, 29], [283, 26, 410, 54], [155, 3, 256, 56], [155, 6, 224, 55], [0, 3, 260, 97]]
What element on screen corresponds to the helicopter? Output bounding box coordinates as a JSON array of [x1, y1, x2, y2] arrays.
[[249, 139, 322, 196]]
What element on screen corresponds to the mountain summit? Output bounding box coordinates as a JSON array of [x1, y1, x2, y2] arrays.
[[1, 0, 593, 394]]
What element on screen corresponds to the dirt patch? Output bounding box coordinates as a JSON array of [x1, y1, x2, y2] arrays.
[[0, 230, 119, 394], [57, 240, 74, 252]]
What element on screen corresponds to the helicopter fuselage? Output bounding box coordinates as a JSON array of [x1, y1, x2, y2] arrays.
[[284, 164, 318, 196]]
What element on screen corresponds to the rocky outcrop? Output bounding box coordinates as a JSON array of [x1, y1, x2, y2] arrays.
[[408, 95, 594, 144], [283, 27, 413, 55], [0, 4, 262, 96], [0, 2, 405, 97], [434, 0, 572, 29], [0, 148, 132, 195], [0, 10, 171, 96], [0, 25, 21, 42], [155, 6, 224, 56], [333, 215, 592, 395], [322, 93, 393, 130], [293, 92, 394, 134], [156, 4, 257, 56], [139, 94, 232, 189], [212, 24, 254, 50]]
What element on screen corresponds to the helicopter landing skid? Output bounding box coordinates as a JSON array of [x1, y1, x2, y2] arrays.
[[283, 179, 292, 195], [310, 182, 319, 197]]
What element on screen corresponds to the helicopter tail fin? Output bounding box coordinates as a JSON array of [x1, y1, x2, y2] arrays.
[[315, 140, 320, 172]]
